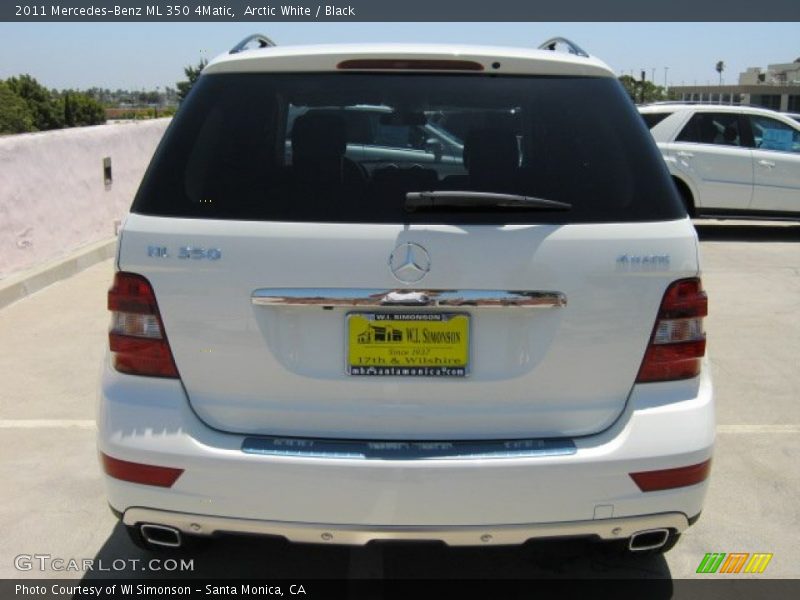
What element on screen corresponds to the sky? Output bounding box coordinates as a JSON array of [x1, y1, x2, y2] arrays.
[[0, 22, 798, 91]]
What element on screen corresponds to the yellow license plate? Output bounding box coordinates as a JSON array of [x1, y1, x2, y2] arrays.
[[347, 313, 470, 377]]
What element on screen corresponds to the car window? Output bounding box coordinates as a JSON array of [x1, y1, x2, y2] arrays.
[[133, 73, 683, 224], [676, 112, 742, 146], [749, 115, 800, 153], [641, 112, 672, 129]]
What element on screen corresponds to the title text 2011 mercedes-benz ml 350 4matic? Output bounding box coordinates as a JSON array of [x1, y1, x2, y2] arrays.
[[98, 35, 714, 554]]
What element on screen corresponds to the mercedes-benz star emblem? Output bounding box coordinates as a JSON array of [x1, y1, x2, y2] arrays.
[[389, 243, 431, 284]]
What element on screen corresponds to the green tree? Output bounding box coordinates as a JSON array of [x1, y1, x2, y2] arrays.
[[62, 90, 106, 127], [0, 81, 35, 134], [63, 92, 75, 126], [618, 75, 669, 104], [5, 74, 64, 130], [176, 58, 208, 103]]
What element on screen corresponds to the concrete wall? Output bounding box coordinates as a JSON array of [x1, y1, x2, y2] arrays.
[[0, 119, 170, 279]]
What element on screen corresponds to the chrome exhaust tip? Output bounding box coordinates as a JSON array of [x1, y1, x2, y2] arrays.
[[628, 528, 670, 552], [140, 524, 182, 548]]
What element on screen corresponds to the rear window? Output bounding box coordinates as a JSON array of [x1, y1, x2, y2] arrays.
[[640, 112, 672, 129], [133, 73, 683, 224]]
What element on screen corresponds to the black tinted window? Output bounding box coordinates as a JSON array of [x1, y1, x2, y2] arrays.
[[133, 73, 683, 224], [641, 112, 672, 129], [676, 112, 742, 146]]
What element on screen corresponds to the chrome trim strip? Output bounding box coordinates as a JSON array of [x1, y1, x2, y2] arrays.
[[252, 289, 567, 308], [123, 509, 689, 546], [242, 436, 576, 460]]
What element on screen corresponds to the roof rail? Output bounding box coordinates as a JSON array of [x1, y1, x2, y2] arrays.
[[230, 34, 276, 54], [538, 37, 589, 58]]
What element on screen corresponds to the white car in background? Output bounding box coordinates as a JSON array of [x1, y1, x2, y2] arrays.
[[98, 36, 714, 556], [640, 103, 800, 219]]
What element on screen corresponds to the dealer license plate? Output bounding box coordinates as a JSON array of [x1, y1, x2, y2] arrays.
[[346, 313, 470, 377]]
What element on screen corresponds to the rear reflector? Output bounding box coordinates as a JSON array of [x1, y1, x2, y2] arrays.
[[337, 59, 484, 71], [630, 459, 712, 492], [101, 453, 183, 487], [108, 272, 179, 378], [637, 278, 707, 383]]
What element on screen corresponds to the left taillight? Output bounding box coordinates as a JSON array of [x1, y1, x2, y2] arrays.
[[108, 272, 179, 378], [636, 278, 708, 383]]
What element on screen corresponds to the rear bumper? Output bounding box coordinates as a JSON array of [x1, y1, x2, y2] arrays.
[[98, 357, 714, 542], [123, 508, 688, 546]]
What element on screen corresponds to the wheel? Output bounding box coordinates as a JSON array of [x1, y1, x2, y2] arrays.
[[672, 177, 695, 217]]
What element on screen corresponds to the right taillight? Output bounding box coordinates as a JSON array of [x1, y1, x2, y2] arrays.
[[636, 278, 707, 383], [108, 272, 179, 378]]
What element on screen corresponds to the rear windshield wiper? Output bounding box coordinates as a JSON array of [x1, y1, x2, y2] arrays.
[[405, 191, 572, 211]]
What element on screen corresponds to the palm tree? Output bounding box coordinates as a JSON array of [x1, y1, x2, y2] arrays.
[[715, 61, 725, 85]]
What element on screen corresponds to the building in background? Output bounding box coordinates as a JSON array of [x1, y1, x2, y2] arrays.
[[670, 58, 800, 112]]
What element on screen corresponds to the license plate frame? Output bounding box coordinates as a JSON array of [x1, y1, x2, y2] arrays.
[[346, 312, 470, 377]]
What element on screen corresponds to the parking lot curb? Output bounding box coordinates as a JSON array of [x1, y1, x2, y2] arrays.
[[0, 238, 117, 310]]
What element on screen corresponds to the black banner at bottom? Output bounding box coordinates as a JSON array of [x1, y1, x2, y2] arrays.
[[2, 579, 800, 600]]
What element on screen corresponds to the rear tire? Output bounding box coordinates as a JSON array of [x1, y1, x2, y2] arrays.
[[672, 177, 695, 218]]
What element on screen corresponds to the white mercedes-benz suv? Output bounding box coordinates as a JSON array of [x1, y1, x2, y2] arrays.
[[98, 36, 714, 555]]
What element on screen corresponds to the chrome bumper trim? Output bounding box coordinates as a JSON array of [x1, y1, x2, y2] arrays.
[[241, 436, 577, 460], [251, 288, 567, 308], [123, 509, 688, 546]]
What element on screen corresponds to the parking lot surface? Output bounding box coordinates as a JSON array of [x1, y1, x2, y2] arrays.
[[1, 221, 798, 580]]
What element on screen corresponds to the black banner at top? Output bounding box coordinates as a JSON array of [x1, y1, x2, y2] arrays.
[[3, 0, 800, 22]]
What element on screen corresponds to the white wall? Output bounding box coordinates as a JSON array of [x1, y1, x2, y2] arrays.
[[0, 119, 170, 278]]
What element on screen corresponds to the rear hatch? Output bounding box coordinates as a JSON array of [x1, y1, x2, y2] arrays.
[[120, 61, 696, 440]]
